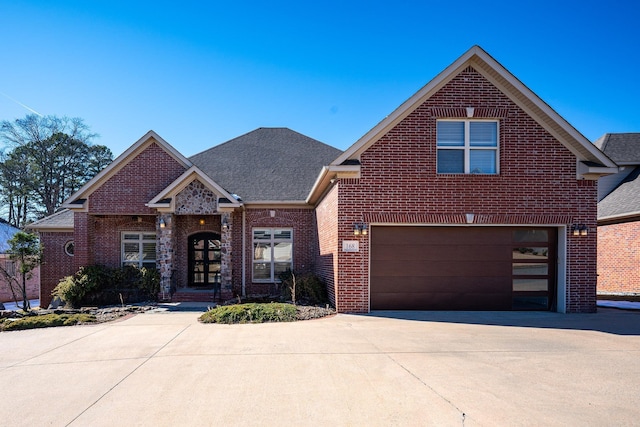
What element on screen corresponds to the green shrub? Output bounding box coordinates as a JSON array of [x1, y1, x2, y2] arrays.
[[199, 303, 297, 324], [278, 271, 328, 305], [1, 313, 96, 331], [52, 265, 160, 308]]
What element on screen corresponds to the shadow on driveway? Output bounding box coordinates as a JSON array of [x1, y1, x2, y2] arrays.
[[365, 307, 640, 336]]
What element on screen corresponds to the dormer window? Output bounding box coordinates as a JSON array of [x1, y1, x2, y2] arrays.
[[437, 120, 499, 174]]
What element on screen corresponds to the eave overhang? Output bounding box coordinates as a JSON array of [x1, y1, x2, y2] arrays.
[[577, 161, 620, 180], [306, 164, 361, 205], [598, 211, 640, 226]]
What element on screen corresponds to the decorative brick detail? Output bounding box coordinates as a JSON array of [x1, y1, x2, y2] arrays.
[[175, 180, 218, 215]]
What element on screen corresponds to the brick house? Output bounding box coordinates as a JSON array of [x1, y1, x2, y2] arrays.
[[596, 133, 640, 295], [30, 46, 616, 312]]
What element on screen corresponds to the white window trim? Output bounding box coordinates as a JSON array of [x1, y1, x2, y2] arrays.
[[252, 227, 293, 282], [121, 232, 156, 268], [64, 240, 74, 257], [437, 119, 500, 174]]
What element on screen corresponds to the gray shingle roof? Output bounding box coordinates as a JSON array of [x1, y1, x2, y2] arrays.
[[26, 209, 74, 231], [189, 128, 342, 202], [598, 167, 640, 219], [594, 133, 640, 164]]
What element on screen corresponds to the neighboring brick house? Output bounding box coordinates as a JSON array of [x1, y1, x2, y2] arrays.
[[30, 46, 617, 313], [595, 133, 640, 295], [0, 219, 40, 303]]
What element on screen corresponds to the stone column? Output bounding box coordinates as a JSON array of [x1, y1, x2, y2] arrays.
[[156, 214, 175, 299], [220, 212, 233, 297]]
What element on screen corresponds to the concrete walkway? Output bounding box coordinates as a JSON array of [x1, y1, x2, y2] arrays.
[[1, 308, 639, 426]]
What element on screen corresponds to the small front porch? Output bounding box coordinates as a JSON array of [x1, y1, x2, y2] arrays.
[[156, 212, 235, 302], [147, 169, 243, 303]]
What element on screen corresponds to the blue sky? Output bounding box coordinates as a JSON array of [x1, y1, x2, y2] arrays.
[[1, 0, 638, 156]]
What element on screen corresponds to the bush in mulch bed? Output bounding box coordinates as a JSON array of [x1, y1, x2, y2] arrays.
[[199, 302, 335, 324], [0, 313, 97, 331]]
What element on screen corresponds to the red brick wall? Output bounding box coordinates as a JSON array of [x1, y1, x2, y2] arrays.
[[71, 140, 187, 273], [314, 185, 339, 307], [38, 232, 74, 308], [334, 66, 598, 313], [598, 221, 640, 294], [92, 215, 156, 268], [89, 141, 186, 215], [235, 208, 316, 297]]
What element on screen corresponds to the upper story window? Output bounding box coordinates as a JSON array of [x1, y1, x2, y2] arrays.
[[122, 233, 156, 269], [253, 228, 293, 282], [437, 120, 499, 174]]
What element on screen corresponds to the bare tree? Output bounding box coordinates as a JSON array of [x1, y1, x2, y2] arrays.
[[0, 115, 113, 224]]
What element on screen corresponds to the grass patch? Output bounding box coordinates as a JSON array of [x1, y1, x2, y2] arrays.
[[199, 303, 297, 324], [0, 313, 97, 331]]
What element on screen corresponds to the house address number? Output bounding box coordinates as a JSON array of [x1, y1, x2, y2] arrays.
[[342, 240, 359, 252]]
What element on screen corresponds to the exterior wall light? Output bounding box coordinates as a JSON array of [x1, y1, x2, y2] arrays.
[[199, 218, 206, 226], [159, 218, 166, 228], [571, 224, 588, 236], [353, 223, 368, 236], [222, 217, 229, 232]]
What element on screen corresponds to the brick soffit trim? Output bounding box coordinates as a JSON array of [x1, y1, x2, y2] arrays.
[[363, 212, 574, 225]]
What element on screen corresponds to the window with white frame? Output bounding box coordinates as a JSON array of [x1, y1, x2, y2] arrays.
[[437, 120, 499, 174], [253, 228, 293, 282], [122, 233, 156, 269]]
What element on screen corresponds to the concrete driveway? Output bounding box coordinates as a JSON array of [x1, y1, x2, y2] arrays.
[[1, 307, 639, 426]]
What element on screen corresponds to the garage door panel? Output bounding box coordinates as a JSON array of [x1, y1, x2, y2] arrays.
[[374, 226, 513, 245], [371, 292, 512, 310], [370, 226, 556, 311], [372, 244, 512, 262], [370, 276, 511, 294], [372, 260, 511, 277]]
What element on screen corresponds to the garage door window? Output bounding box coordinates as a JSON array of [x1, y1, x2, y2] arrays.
[[437, 120, 499, 174], [512, 230, 554, 310]]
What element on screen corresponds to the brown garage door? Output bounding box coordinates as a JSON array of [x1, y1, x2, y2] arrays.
[[370, 226, 556, 310]]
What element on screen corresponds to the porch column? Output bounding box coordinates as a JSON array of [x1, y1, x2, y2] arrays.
[[157, 214, 175, 298], [220, 212, 233, 296]]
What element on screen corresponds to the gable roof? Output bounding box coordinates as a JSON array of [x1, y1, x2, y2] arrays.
[[26, 209, 74, 232], [332, 45, 617, 173], [594, 133, 640, 165], [147, 166, 242, 210], [62, 130, 192, 209], [598, 167, 640, 222], [189, 128, 342, 202]]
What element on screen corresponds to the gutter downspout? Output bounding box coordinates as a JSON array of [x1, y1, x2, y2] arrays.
[[242, 207, 246, 297]]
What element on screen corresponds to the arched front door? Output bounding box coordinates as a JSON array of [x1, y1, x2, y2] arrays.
[[188, 232, 221, 288]]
